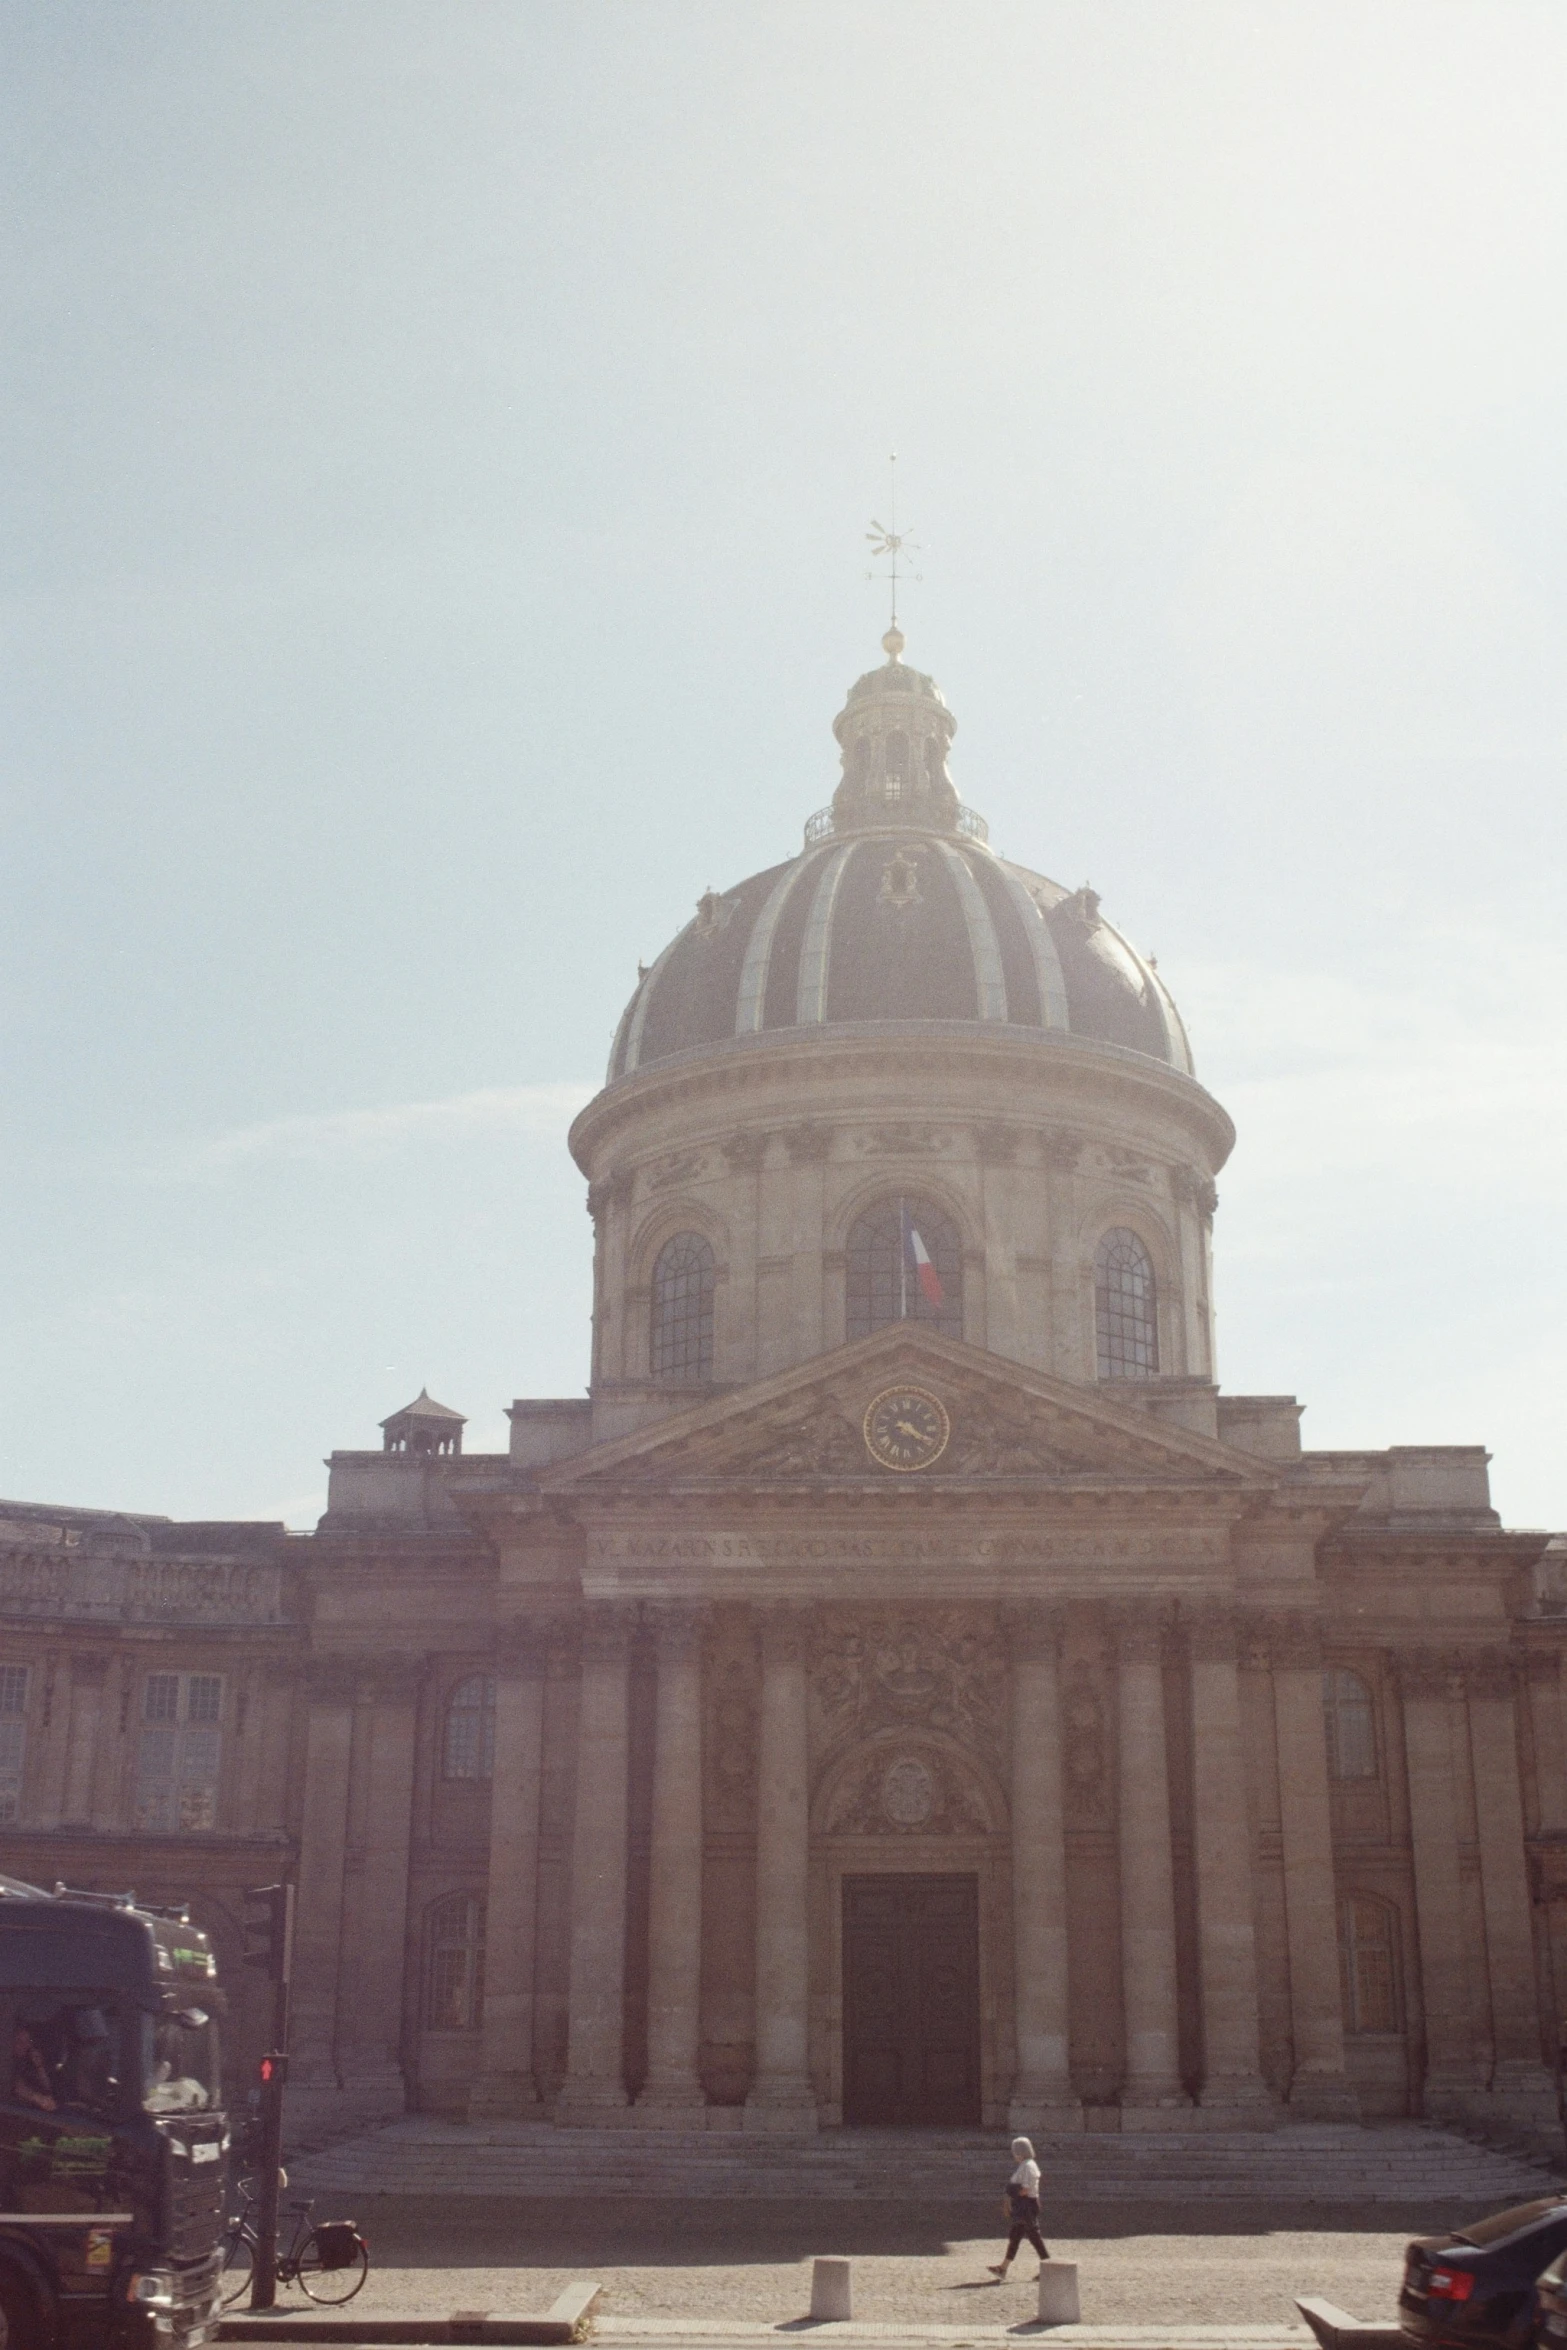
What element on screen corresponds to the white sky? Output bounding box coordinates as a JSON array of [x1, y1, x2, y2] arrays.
[[2, 1, 1563, 1531]]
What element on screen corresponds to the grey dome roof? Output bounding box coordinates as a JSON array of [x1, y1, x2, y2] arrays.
[[606, 640, 1193, 1085], [608, 832, 1192, 1083]]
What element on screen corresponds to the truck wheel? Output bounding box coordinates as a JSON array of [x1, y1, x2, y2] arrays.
[[0, 2269, 43, 2350]]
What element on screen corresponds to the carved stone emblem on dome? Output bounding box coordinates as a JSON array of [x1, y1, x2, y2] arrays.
[[692, 887, 733, 939], [877, 850, 922, 910]]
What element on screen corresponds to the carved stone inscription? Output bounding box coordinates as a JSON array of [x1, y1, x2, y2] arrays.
[[0, 1552, 285, 1625], [590, 1527, 1224, 1573]]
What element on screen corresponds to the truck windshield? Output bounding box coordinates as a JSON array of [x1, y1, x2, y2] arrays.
[[140, 2007, 220, 2113], [11, 1995, 127, 2118]]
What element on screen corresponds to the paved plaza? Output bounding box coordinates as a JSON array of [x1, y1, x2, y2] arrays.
[[268, 2120, 1566, 2341]]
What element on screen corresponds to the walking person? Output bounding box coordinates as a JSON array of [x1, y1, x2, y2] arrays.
[[989, 2135, 1049, 2280]]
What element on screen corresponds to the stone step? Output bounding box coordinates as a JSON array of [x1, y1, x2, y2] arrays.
[[288, 2120, 1562, 2205]]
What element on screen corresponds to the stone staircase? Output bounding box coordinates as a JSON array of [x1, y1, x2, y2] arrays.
[[288, 2119, 1563, 2206]]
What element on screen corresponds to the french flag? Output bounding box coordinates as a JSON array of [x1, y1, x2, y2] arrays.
[[902, 1205, 945, 1310]]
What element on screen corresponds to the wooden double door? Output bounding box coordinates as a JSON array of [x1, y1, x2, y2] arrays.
[[841, 1873, 981, 2125]]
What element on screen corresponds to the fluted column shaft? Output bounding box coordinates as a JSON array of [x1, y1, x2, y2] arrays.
[[744, 1606, 817, 2129], [1188, 1609, 1271, 2111], [1399, 1652, 1479, 2109], [1008, 1608, 1080, 2127], [291, 1674, 356, 2084], [1465, 1653, 1552, 2099], [638, 1605, 707, 2117], [558, 1605, 634, 2119], [471, 1623, 554, 2117], [1267, 1618, 1355, 2117], [1115, 1610, 1189, 2116]]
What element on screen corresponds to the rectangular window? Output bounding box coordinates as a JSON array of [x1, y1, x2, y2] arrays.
[[136, 1674, 222, 1834], [0, 1668, 28, 1824]]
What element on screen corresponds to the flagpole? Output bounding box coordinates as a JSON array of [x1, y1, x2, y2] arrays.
[[899, 1197, 908, 1322]]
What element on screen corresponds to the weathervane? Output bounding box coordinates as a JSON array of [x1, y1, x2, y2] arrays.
[[865, 452, 922, 639]]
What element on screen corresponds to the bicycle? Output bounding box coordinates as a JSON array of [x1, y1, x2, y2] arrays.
[[220, 2179, 370, 2307]]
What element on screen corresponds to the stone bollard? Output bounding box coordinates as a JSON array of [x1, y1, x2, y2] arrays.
[[811, 2257, 853, 2321], [1036, 2260, 1081, 2326]]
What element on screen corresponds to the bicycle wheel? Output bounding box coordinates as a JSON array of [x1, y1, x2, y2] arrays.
[[295, 2228, 368, 2305], [219, 2227, 256, 2310]]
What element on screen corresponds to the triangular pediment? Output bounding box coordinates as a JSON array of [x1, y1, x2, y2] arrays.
[[538, 1327, 1276, 1492]]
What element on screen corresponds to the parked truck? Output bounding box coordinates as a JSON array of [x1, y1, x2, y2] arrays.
[[0, 1874, 226, 2350]]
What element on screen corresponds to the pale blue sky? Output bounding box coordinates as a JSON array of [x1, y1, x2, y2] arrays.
[[3, 2, 1563, 1530]]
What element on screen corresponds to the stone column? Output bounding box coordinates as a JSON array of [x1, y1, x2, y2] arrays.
[[471, 1621, 555, 2117], [1266, 1615, 1357, 2117], [61, 1654, 107, 1826], [1188, 1606, 1273, 2114], [637, 1603, 708, 2119], [744, 1604, 817, 2131], [1398, 1651, 1480, 2113], [290, 1665, 358, 2088], [1008, 1605, 1081, 2128], [1114, 1607, 1190, 2119], [33, 1653, 74, 1828], [1465, 1652, 1554, 2108], [557, 1603, 635, 2120], [340, 1662, 421, 2110]]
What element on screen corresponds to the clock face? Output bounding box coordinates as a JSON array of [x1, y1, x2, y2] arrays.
[[862, 1385, 951, 1473]]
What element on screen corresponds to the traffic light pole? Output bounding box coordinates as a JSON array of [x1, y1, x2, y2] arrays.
[[244, 1884, 295, 2312]]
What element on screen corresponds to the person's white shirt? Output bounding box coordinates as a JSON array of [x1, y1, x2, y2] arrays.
[[1010, 2158, 1040, 2200]]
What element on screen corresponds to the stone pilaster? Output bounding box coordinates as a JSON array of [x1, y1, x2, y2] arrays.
[[557, 1603, 635, 2121], [744, 1604, 818, 2131], [636, 1603, 708, 2120], [1187, 1607, 1273, 2115], [1264, 1614, 1356, 2118], [470, 1620, 557, 2117], [340, 1659, 422, 2109], [1463, 1651, 1554, 2110], [1113, 1606, 1190, 2120], [1397, 1650, 1481, 2113], [290, 1662, 358, 2089], [1007, 1604, 1081, 2129], [61, 1654, 107, 1826]]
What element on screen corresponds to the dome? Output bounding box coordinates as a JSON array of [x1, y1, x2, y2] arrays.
[[607, 638, 1192, 1085]]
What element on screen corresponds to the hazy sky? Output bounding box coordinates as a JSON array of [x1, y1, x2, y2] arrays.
[[3, 2, 1564, 1532]]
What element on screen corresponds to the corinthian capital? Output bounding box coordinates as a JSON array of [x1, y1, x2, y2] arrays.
[[579, 1600, 638, 1665], [1183, 1602, 1239, 1664], [646, 1600, 708, 1663], [1109, 1602, 1170, 1666]]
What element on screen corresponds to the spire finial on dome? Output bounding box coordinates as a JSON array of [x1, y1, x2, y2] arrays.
[[865, 452, 921, 640]]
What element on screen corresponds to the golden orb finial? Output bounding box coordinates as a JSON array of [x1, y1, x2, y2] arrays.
[[882, 623, 905, 661]]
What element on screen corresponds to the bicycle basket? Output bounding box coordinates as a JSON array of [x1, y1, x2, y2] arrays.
[[312, 2222, 361, 2270]]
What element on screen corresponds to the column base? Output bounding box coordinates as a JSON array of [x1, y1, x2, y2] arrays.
[[743, 2076, 819, 2133], [468, 2071, 541, 2119], [631, 2076, 708, 2126], [1119, 2075, 1192, 2130], [1008, 2083, 1084, 2134], [1199, 2073, 1280, 2121], [553, 2078, 630, 2125], [1288, 2070, 1360, 2121]]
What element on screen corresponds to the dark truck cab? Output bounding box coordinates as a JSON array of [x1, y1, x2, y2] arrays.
[[0, 1878, 226, 2350]]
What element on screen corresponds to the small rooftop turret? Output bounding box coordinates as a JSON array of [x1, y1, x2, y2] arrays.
[[380, 1388, 465, 1457]]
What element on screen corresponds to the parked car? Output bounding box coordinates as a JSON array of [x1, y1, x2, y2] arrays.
[[1400, 2200, 1567, 2350], [1530, 2242, 1567, 2350]]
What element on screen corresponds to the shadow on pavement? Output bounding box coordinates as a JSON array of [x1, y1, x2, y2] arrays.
[[342, 2197, 1464, 2270]]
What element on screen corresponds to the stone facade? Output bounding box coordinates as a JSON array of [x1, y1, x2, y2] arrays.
[[2, 638, 1563, 2140]]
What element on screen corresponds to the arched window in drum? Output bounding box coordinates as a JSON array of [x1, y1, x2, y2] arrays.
[[650, 1232, 716, 1380], [845, 1196, 963, 1342], [424, 1893, 486, 2031], [1094, 1228, 1159, 1379], [442, 1675, 495, 1782], [1323, 1668, 1377, 1781]]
